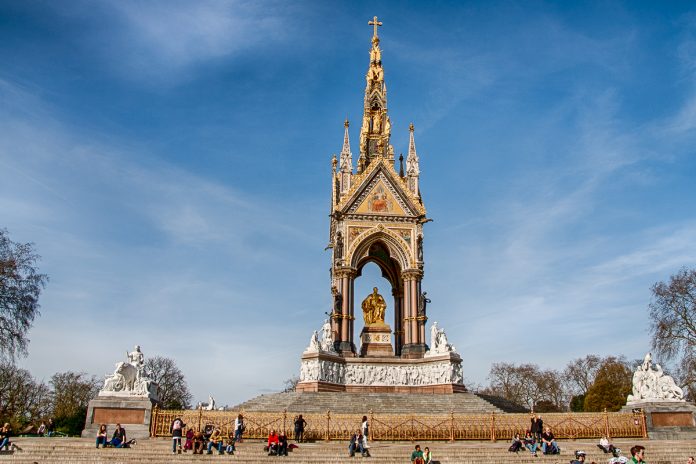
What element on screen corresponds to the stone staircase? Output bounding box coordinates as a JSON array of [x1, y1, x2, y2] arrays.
[[4, 437, 696, 463], [233, 392, 518, 414]]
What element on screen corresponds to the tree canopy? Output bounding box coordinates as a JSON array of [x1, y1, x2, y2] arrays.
[[649, 267, 696, 399], [0, 229, 48, 360], [50, 371, 100, 435], [583, 357, 632, 412]]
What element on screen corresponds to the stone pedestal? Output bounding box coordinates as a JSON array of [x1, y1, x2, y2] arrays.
[[297, 351, 465, 394], [359, 324, 394, 357], [401, 343, 428, 358], [82, 396, 155, 439], [622, 402, 696, 440]]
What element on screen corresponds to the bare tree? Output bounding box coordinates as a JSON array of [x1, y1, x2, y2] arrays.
[[649, 268, 696, 399], [283, 375, 299, 393], [484, 362, 566, 411], [0, 229, 48, 360], [144, 356, 193, 409], [0, 362, 51, 427]]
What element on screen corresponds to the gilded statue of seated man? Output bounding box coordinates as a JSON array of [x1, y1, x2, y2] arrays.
[[362, 287, 386, 325]]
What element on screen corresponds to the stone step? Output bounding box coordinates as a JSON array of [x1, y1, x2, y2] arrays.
[[233, 392, 510, 414], [5, 437, 695, 464]]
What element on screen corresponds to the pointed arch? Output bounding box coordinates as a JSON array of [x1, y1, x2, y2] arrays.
[[347, 226, 410, 271]]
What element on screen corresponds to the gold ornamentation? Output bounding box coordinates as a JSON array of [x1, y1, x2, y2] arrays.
[[361, 287, 387, 325], [151, 409, 647, 441]]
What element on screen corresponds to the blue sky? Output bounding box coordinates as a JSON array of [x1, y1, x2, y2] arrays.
[[1, 0, 696, 406]]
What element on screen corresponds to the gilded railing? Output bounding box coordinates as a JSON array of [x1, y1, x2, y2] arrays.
[[150, 408, 646, 441]]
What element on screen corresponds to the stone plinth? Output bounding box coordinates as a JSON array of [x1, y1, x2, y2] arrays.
[[621, 402, 696, 440], [297, 351, 465, 394], [359, 324, 394, 357], [82, 396, 155, 439]]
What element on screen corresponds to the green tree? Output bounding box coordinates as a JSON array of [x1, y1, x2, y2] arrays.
[[584, 358, 632, 412], [649, 268, 696, 400], [569, 394, 585, 412], [50, 371, 100, 435], [0, 229, 48, 360], [144, 356, 192, 409], [0, 361, 51, 429]]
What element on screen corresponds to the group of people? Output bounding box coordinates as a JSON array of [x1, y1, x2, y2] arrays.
[[348, 416, 371, 457], [95, 423, 136, 448], [170, 414, 244, 455], [36, 419, 56, 437], [265, 429, 290, 456], [409, 444, 433, 464], [569, 445, 649, 464], [508, 415, 560, 457]]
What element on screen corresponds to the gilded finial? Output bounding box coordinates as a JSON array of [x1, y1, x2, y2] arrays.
[[344, 119, 349, 128], [368, 16, 383, 39], [409, 122, 414, 132], [332, 154, 337, 171]]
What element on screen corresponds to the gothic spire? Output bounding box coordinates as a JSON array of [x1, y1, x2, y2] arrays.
[[406, 123, 420, 195], [339, 119, 352, 173], [357, 16, 393, 173]]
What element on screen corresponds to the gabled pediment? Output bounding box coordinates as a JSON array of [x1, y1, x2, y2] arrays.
[[336, 158, 425, 217]]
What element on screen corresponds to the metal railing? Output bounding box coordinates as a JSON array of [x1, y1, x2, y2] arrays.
[[150, 408, 647, 441]]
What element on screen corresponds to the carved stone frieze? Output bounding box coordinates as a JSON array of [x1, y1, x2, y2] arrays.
[[299, 357, 464, 387]]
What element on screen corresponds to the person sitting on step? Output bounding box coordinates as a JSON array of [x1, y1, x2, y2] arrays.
[[410, 444, 424, 464], [349, 431, 366, 457], [206, 427, 224, 454], [225, 435, 236, 455], [277, 431, 289, 456], [95, 424, 108, 449], [598, 435, 620, 457], [183, 427, 194, 452], [423, 446, 432, 464], [541, 426, 560, 455], [508, 432, 523, 453], [266, 429, 280, 455], [109, 423, 129, 448], [523, 430, 538, 457], [192, 429, 205, 454], [423, 446, 433, 464]]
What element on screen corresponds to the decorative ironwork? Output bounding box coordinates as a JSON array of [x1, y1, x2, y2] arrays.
[[151, 409, 646, 441]]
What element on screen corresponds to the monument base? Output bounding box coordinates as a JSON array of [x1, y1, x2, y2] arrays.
[[359, 324, 394, 357], [621, 401, 696, 440], [82, 396, 156, 439], [297, 351, 464, 394], [401, 343, 428, 359]]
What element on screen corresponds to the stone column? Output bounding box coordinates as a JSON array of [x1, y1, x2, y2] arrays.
[[392, 286, 403, 356], [402, 277, 411, 346], [335, 267, 356, 355], [401, 269, 426, 358], [348, 272, 356, 353]]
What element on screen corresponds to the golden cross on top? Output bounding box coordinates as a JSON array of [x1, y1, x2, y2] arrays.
[[368, 16, 382, 38]]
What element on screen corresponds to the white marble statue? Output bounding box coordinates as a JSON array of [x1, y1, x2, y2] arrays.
[[426, 322, 457, 356], [99, 345, 158, 400], [627, 352, 684, 404], [305, 330, 320, 353], [320, 319, 336, 353]]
